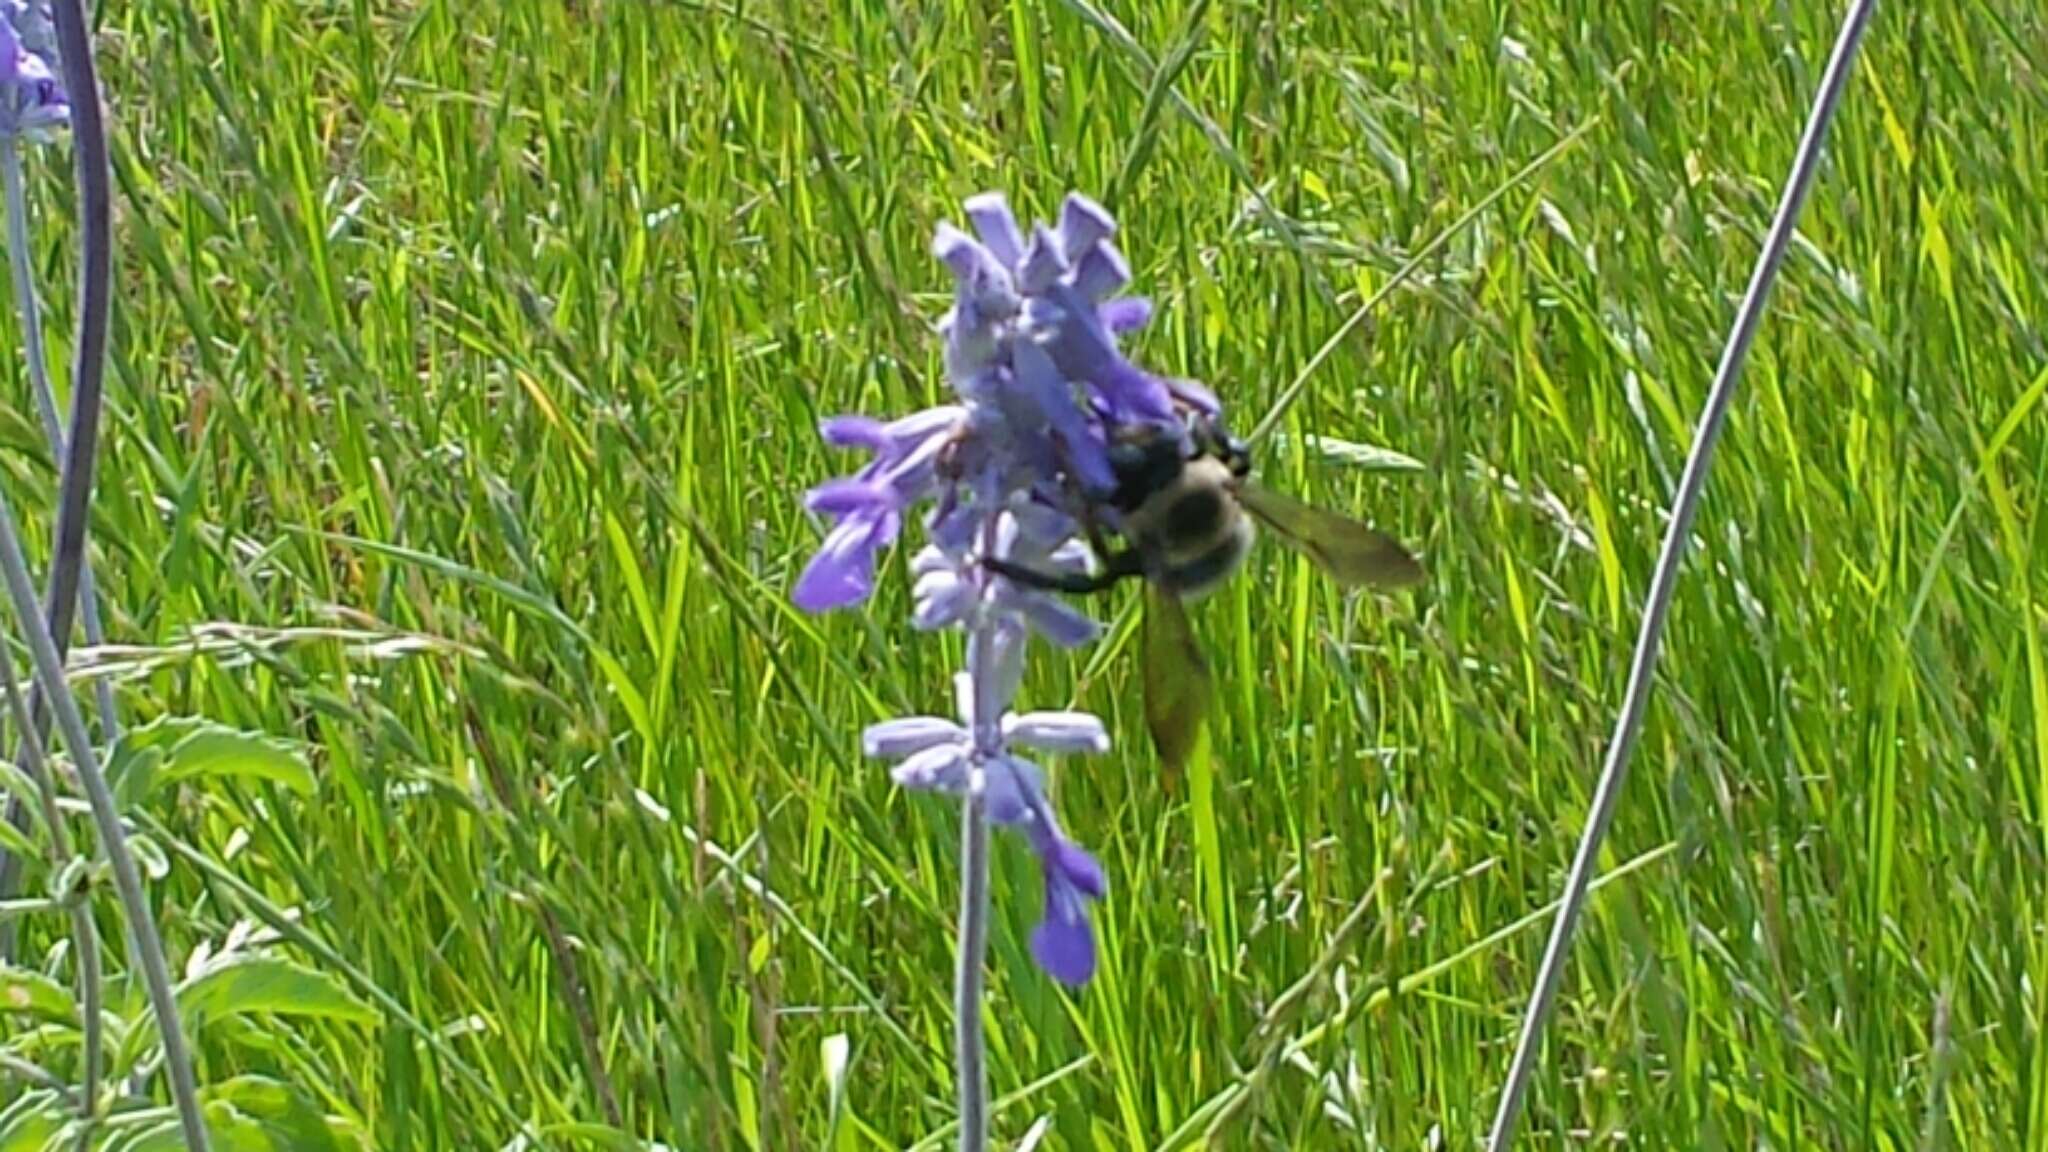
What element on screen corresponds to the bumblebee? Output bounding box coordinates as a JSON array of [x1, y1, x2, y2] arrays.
[[984, 412, 1423, 775]]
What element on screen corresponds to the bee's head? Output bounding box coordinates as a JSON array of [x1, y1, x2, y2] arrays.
[[1188, 413, 1252, 479], [1104, 422, 1187, 511]]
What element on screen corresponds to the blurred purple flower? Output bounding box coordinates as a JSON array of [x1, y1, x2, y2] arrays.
[[1099, 296, 1152, 334], [2, 1, 54, 59], [795, 191, 1190, 985], [0, 3, 65, 143], [909, 507, 1098, 645]]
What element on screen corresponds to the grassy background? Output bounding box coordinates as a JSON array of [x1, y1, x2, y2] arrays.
[[3, 0, 2044, 1147]]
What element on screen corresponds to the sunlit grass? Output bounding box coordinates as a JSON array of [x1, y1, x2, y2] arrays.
[[2, 1, 2042, 1147]]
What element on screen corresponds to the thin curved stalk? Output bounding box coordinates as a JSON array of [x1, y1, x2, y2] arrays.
[[0, 135, 116, 734], [1482, 3, 1878, 1148], [0, 0, 123, 934], [39, 1, 113, 673], [0, 123, 123, 949]]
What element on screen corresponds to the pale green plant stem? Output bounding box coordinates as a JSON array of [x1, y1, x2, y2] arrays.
[[955, 792, 991, 1152], [0, 487, 206, 1149], [955, 524, 1005, 1152], [0, 633, 100, 1127]]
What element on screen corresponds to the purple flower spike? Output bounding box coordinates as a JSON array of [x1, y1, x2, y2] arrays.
[[795, 404, 964, 611], [1025, 282, 1178, 427], [932, 223, 1012, 306], [864, 716, 967, 759], [1165, 376, 1224, 417], [820, 414, 892, 451], [805, 477, 892, 518], [1089, 358, 1180, 428], [912, 568, 974, 631], [891, 743, 971, 792], [799, 189, 1197, 987], [1012, 343, 1115, 493], [2, 2, 55, 61], [1004, 711, 1110, 755], [1010, 590, 1101, 648], [982, 755, 1044, 825], [885, 405, 970, 446]]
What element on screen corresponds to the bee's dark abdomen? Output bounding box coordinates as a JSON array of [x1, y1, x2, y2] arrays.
[[1157, 517, 1255, 599], [1160, 488, 1223, 541]]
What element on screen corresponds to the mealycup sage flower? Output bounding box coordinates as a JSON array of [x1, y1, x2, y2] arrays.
[[0, 1, 65, 143], [795, 190, 1190, 984]]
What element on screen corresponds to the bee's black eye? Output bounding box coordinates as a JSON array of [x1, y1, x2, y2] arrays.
[[1223, 436, 1251, 476], [1109, 432, 1186, 510], [1107, 442, 1150, 476]]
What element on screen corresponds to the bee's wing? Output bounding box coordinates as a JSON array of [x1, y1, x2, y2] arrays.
[[1142, 583, 1210, 784], [1236, 482, 1425, 588]]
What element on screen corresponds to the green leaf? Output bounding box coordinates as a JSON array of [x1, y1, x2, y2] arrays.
[[109, 1104, 275, 1152], [110, 716, 315, 810], [108, 739, 166, 813], [118, 955, 378, 1075], [179, 955, 378, 1028], [0, 400, 48, 462], [0, 811, 36, 860], [0, 758, 42, 821], [0, 962, 75, 1023], [206, 1075, 347, 1152], [516, 1125, 677, 1151], [0, 1089, 67, 1152], [158, 725, 315, 795]]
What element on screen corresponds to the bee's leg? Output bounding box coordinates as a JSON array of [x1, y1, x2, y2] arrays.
[[983, 549, 1142, 597], [1074, 510, 1121, 572], [1043, 437, 1134, 576]]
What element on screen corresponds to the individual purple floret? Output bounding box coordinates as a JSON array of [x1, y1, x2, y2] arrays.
[[0, 3, 65, 143], [795, 191, 1184, 985], [792, 406, 964, 613], [1028, 823, 1108, 985]]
